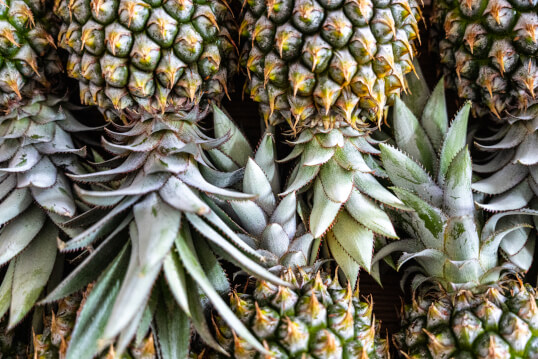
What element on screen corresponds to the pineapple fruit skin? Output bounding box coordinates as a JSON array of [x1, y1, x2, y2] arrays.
[[0, 0, 62, 108], [240, 0, 422, 127], [207, 270, 389, 359], [32, 291, 156, 359], [395, 280, 538, 359], [431, 0, 538, 118], [195, 126, 389, 358], [54, 0, 237, 117], [33, 293, 83, 359]]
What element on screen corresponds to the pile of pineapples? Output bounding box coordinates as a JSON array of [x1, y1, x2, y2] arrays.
[[0, 0, 536, 357]]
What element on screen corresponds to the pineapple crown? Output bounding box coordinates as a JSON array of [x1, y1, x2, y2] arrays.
[[375, 78, 538, 292], [46, 104, 292, 356], [208, 106, 315, 269], [231, 133, 317, 269], [208, 106, 403, 288]]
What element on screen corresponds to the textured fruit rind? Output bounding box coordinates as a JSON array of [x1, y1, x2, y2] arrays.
[[209, 269, 390, 358], [54, 0, 238, 118], [240, 0, 422, 128], [396, 280, 538, 359], [431, 0, 538, 118]]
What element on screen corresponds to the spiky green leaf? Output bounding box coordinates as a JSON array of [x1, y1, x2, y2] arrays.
[[0, 188, 32, 226], [319, 159, 353, 203], [175, 226, 267, 354], [154, 283, 190, 359], [212, 106, 253, 167], [309, 178, 342, 238], [332, 211, 374, 272], [401, 59, 430, 117], [185, 213, 288, 287], [438, 102, 470, 184], [244, 157, 276, 213], [65, 245, 129, 359], [104, 222, 162, 339], [443, 148, 474, 217], [163, 249, 190, 315], [393, 97, 436, 175], [43, 230, 128, 303], [255, 133, 279, 194], [0, 206, 45, 266], [344, 190, 397, 238], [326, 231, 360, 289], [9, 221, 57, 328], [380, 144, 442, 206], [421, 79, 448, 150], [354, 172, 409, 210]]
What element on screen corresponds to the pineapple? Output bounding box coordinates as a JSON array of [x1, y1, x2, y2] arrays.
[[431, 0, 538, 209], [235, 0, 423, 283], [431, 0, 538, 118], [0, 94, 93, 328], [198, 125, 390, 358], [0, 0, 62, 107], [240, 0, 423, 127], [276, 120, 406, 286], [31, 290, 157, 359], [46, 106, 287, 357], [51, 0, 284, 354], [48, 0, 287, 353], [54, 0, 238, 119], [376, 79, 538, 358], [211, 269, 389, 358], [0, 0, 100, 335]]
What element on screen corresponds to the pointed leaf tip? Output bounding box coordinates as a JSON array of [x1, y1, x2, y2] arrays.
[[421, 79, 448, 151], [393, 98, 437, 175], [438, 102, 471, 185], [212, 106, 253, 167]]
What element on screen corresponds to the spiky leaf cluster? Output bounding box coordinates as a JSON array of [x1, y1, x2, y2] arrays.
[[431, 0, 538, 118], [210, 270, 389, 358], [240, 0, 422, 128], [281, 125, 406, 284], [213, 131, 317, 270], [0, 0, 62, 108], [209, 108, 404, 286], [430, 0, 538, 243], [376, 77, 538, 359], [194, 114, 390, 358], [45, 107, 287, 358], [54, 0, 237, 119], [31, 289, 157, 359], [378, 80, 538, 290], [472, 106, 538, 215], [204, 114, 318, 270], [0, 95, 91, 330]]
